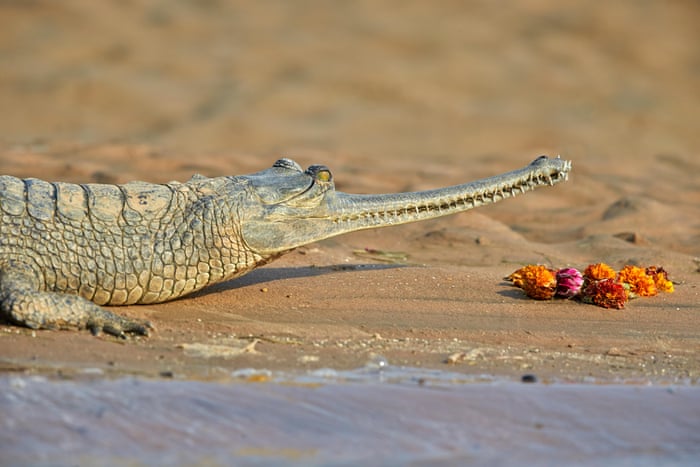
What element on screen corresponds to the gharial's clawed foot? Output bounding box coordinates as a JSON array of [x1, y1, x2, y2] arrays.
[[88, 314, 154, 338], [0, 287, 154, 338]]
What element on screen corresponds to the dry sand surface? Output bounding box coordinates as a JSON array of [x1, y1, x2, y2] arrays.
[[1, 0, 699, 384]]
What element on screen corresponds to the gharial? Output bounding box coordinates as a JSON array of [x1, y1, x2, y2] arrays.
[[0, 155, 571, 337]]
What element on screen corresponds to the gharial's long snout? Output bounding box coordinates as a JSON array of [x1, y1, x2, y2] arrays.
[[242, 155, 571, 255]]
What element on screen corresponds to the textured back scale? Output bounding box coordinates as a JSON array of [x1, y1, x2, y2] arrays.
[[0, 175, 246, 307], [3, 176, 163, 304]]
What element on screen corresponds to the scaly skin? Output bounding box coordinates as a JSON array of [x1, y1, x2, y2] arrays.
[[0, 156, 571, 337]]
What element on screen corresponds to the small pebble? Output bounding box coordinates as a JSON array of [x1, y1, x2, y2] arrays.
[[521, 374, 538, 383]]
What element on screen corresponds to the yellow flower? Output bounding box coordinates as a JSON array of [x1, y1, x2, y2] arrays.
[[583, 263, 616, 281], [646, 266, 674, 293], [618, 265, 657, 297], [508, 265, 557, 300]]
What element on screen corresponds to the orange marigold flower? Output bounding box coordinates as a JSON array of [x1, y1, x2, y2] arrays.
[[618, 265, 657, 298], [583, 263, 616, 281], [646, 266, 675, 293], [507, 265, 556, 300], [581, 278, 628, 309]]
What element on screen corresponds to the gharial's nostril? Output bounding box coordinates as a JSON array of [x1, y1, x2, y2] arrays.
[[273, 158, 303, 172]]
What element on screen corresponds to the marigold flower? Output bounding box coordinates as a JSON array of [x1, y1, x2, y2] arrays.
[[507, 265, 549, 288], [646, 266, 675, 293], [581, 278, 628, 309], [583, 263, 616, 281], [507, 265, 556, 300], [618, 265, 657, 297], [506, 266, 530, 288], [555, 267, 584, 298]]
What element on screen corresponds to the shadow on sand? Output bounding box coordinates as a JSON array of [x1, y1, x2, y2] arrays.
[[190, 263, 405, 298]]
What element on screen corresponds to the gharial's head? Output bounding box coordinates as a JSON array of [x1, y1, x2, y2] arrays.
[[241, 158, 336, 212], [235, 156, 571, 257], [236, 158, 339, 256]]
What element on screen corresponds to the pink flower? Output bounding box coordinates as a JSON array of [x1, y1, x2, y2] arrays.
[[555, 268, 584, 298]]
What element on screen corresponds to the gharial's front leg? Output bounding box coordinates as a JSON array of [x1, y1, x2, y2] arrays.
[[0, 261, 151, 338]]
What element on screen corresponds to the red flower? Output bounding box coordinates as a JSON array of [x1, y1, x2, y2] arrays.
[[581, 278, 628, 309]]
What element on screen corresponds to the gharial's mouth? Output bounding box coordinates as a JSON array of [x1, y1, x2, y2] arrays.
[[327, 155, 571, 223]]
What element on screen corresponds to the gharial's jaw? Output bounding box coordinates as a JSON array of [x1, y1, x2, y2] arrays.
[[241, 155, 571, 256]]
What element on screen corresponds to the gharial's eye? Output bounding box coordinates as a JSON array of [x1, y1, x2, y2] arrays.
[[315, 169, 332, 182], [306, 164, 333, 183]]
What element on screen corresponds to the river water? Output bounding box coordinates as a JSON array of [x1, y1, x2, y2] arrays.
[[2, 365, 699, 466]]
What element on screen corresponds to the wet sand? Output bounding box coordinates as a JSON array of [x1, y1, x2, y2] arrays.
[[3, 375, 699, 466], [1, 1, 699, 464]]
